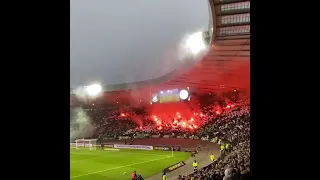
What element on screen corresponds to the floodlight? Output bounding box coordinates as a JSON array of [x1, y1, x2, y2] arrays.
[[152, 94, 159, 103], [85, 84, 102, 96], [179, 89, 189, 100], [185, 31, 206, 55]]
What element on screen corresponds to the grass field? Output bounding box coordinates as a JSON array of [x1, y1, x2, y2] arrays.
[[70, 148, 190, 180]]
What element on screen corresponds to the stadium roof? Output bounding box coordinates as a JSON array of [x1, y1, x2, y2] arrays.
[[159, 0, 250, 94], [71, 0, 250, 95]]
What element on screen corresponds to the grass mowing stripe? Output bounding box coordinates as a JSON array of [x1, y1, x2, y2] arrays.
[[71, 151, 169, 157], [70, 152, 167, 162], [103, 151, 168, 157], [70, 156, 101, 163], [70, 155, 172, 179]]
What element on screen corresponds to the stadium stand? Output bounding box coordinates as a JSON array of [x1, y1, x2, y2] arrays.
[[71, 0, 250, 179], [70, 96, 250, 180]]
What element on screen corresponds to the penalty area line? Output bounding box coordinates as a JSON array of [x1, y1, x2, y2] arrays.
[[70, 156, 172, 179]]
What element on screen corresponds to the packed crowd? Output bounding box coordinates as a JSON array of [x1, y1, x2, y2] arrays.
[[70, 97, 250, 180], [180, 104, 250, 180]]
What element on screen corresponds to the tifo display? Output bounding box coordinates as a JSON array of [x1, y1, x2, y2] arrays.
[[150, 88, 191, 104]]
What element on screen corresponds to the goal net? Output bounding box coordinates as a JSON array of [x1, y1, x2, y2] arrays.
[[70, 138, 97, 150]]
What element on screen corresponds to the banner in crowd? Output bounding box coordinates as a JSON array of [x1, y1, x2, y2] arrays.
[[152, 135, 160, 138], [163, 135, 170, 138], [113, 144, 153, 150], [154, 146, 171, 151], [163, 161, 186, 173]]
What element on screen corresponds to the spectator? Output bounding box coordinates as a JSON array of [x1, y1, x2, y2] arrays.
[[70, 96, 250, 180]]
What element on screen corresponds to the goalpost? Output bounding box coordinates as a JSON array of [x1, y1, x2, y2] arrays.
[[70, 138, 98, 150]]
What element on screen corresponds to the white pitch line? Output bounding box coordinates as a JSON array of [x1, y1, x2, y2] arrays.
[[70, 156, 172, 179]]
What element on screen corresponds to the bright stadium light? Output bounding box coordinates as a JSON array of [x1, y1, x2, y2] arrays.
[[151, 93, 159, 103], [185, 31, 206, 55], [85, 84, 102, 97], [179, 89, 189, 100]]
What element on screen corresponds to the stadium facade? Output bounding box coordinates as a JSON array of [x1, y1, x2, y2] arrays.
[[71, 0, 250, 101]]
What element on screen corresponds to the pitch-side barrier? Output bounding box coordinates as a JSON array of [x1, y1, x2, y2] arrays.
[[113, 144, 153, 150]]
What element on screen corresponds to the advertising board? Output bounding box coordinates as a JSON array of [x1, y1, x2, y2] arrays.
[[113, 144, 153, 150]]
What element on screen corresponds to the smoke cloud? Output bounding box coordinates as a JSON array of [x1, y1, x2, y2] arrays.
[[70, 108, 94, 142]]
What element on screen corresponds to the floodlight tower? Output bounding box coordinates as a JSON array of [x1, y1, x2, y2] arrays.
[[84, 83, 103, 105], [85, 84, 102, 97], [184, 30, 211, 58]]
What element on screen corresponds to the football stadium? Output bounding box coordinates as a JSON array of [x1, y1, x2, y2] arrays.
[[70, 0, 250, 180]]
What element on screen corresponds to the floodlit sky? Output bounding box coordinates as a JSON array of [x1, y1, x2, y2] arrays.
[[70, 0, 209, 88]]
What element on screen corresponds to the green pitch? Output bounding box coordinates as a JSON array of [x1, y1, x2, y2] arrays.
[[70, 148, 190, 180]]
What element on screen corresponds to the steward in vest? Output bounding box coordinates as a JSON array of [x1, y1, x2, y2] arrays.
[[162, 172, 167, 180], [193, 160, 198, 171], [210, 153, 215, 162]]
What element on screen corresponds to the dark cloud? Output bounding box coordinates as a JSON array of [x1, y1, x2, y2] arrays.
[[71, 0, 209, 87]]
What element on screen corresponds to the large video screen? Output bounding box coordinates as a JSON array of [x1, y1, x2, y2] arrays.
[[150, 88, 190, 104]]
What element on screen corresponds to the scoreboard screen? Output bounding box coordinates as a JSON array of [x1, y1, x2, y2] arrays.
[[151, 88, 190, 104], [160, 93, 180, 103]]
